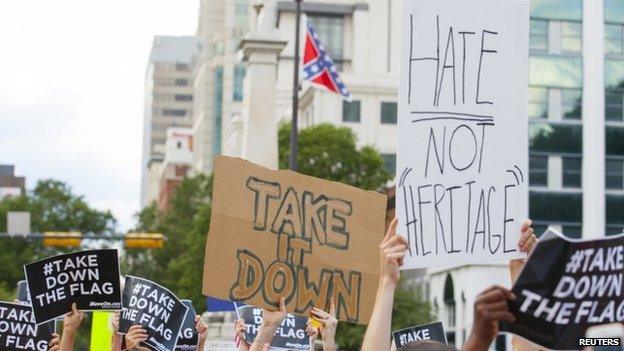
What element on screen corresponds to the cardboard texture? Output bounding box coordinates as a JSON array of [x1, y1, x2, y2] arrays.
[[203, 156, 387, 324]]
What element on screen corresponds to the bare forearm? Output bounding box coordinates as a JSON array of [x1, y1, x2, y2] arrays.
[[250, 324, 278, 351], [322, 339, 336, 351], [361, 277, 396, 351], [60, 330, 76, 351], [198, 338, 206, 351], [110, 333, 122, 351]]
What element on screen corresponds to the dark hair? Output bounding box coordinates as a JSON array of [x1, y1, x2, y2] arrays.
[[398, 341, 458, 351]]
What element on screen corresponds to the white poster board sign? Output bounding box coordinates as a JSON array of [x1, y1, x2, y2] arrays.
[[397, 0, 529, 269]]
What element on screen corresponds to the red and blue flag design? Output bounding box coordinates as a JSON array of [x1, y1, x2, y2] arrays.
[[302, 20, 351, 99]]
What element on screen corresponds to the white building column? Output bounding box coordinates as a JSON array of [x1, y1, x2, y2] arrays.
[[239, 34, 287, 169], [582, 1, 605, 238]]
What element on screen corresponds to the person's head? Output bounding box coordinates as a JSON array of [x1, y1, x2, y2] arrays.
[[398, 341, 458, 351]]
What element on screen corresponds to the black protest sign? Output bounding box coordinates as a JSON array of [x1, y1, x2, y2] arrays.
[[119, 276, 189, 351], [24, 249, 122, 324], [175, 300, 198, 351], [392, 321, 447, 347], [239, 306, 310, 350], [500, 229, 624, 350], [0, 301, 56, 351], [16, 280, 30, 304]]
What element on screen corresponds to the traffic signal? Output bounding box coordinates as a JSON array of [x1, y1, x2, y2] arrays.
[[124, 233, 165, 249], [43, 232, 82, 247]]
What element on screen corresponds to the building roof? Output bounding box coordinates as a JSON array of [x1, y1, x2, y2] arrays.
[[149, 36, 201, 64]]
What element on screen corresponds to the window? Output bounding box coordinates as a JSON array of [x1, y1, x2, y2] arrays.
[[606, 24, 624, 55], [561, 225, 582, 239], [530, 123, 582, 153], [605, 59, 624, 88], [562, 157, 582, 188], [530, 56, 583, 88], [529, 191, 582, 223], [531, 0, 582, 21], [528, 87, 548, 119], [607, 126, 624, 155], [561, 21, 582, 53], [606, 0, 624, 24], [213, 66, 224, 154], [234, 0, 248, 33], [530, 20, 548, 51], [562, 89, 582, 119], [606, 159, 624, 189], [175, 63, 189, 71], [381, 154, 396, 176], [607, 195, 624, 235], [309, 15, 344, 68], [529, 155, 548, 186], [174, 94, 193, 102], [233, 65, 245, 102], [380, 102, 397, 124], [175, 78, 189, 86], [342, 100, 360, 122], [162, 109, 186, 117], [606, 90, 623, 121]]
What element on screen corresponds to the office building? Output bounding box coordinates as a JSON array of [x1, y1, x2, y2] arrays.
[[141, 36, 200, 207]]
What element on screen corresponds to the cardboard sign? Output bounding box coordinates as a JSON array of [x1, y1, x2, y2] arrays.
[[24, 249, 122, 324], [392, 321, 447, 348], [0, 301, 56, 351], [500, 229, 624, 350], [396, 0, 529, 269], [16, 280, 30, 304], [175, 300, 198, 351], [203, 156, 386, 324], [119, 276, 189, 351], [238, 306, 310, 350]]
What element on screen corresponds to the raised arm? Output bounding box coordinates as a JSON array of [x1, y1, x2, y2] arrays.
[[60, 303, 84, 351], [362, 218, 408, 351], [196, 315, 208, 351], [310, 299, 338, 351], [250, 297, 287, 351]]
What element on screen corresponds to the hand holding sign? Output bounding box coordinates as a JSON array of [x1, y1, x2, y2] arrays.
[[311, 300, 338, 350], [125, 325, 149, 350], [500, 230, 624, 350], [251, 297, 288, 349], [63, 303, 85, 333], [380, 218, 407, 285], [24, 249, 122, 324], [49, 333, 61, 351], [119, 276, 189, 351], [464, 286, 515, 351]]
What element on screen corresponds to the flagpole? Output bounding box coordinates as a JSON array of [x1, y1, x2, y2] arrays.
[[289, 0, 302, 171]]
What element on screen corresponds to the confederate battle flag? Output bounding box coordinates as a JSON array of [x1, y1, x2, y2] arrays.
[[301, 20, 351, 99]]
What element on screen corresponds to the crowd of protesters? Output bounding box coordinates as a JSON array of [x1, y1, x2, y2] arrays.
[[33, 217, 539, 351]]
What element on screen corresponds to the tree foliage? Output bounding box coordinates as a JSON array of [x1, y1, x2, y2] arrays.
[[279, 123, 390, 190], [0, 179, 116, 291], [0, 179, 117, 349], [126, 174, 213, 312], [132, 123, 431, 349]]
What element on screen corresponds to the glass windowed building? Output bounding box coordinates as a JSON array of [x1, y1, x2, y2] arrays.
[[529, 0, 622, 238]]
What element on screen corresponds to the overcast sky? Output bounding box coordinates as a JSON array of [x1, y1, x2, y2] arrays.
[[0, 0, 198, 231]]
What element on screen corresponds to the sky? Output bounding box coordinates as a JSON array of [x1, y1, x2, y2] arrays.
[[0, 0, 198, 231]]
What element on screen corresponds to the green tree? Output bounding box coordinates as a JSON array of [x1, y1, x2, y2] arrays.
[[335, 285, 434, 350], [0, 179, 116, 291], [0, 179, 117, 350], [126, 174, 213, 312], [131, 123, 431, 349], [279, 123, 390, 190]]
